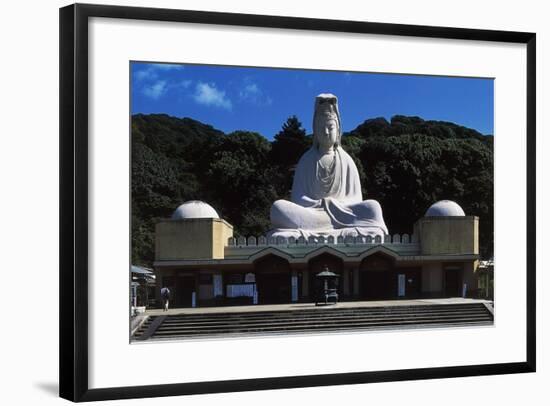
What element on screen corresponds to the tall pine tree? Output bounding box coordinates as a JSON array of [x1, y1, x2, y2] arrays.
[[270, 116, 311, 198]]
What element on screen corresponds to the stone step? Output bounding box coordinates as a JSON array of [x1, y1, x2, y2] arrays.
[[161, 306, 489, 320], [159, 310, 490, 328], [153, 316, 493, 337], [152, 321, 493, 338], [157, 313, 491, 333], [135, 304, 493, 339], [132, 319, 153, 338], [160, 303, 487, 321]]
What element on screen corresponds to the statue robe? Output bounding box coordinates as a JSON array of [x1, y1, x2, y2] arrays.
[[269, 146, 388, 239]]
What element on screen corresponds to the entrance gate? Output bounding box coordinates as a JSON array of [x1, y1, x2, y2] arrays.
[[254, 255, 291, 304], [175, 275, 195, 307], [359, 254, 422, 300], [360, 254, 394, 300], [444, 267, 462, 297]]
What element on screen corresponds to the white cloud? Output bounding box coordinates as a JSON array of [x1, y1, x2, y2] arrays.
[[142, 80, 167, 99], [240, 83, 260, 98], [134, 69, 157, 82], [193, 82, 232, 110], [134, 63, 184, 81], [239, 82, 272, 105], [179, 80, 192, 89], [134, 63, 191, 100]]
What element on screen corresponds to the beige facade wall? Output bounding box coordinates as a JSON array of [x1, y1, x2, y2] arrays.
[[415, 216, 479, 256], [155, 218, 233, 260], [212, 220, 234, 259]]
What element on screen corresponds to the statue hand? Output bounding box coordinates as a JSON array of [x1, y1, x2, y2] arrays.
[[298, 195, 322, 208], [321, 197, 334, 208]]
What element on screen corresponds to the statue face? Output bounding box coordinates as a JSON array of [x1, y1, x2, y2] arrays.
[[316, 117, 339, 150]]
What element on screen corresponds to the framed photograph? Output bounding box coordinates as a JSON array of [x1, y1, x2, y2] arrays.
[[59, 3, 536, 402]]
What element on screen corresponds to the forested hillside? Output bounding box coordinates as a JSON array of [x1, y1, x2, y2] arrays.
[[132, 113, 493, 266]]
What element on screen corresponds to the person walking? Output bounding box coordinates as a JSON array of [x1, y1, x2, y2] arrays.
[[160, 287, 170, 312]]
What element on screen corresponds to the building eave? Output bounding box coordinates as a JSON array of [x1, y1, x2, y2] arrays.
[[153, 252, 479, 269]]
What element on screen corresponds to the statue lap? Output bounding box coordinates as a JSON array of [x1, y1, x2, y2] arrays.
[[270, 199, 386, 239]]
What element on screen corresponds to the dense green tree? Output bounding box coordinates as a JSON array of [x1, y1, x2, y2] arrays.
[[205, 131, 279, 237], [270, 116, 311, 198], [360, 133, 493, 257], [131, 113, 494, 266], [271, 116, 310, 167]]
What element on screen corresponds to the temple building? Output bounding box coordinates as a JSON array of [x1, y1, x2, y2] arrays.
[[153, 200, 481, 307]]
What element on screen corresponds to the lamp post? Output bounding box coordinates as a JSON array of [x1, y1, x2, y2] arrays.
[[315, 265, 339, 306]]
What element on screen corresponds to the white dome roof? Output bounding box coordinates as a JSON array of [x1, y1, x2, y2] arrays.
[[425, 200, 465, 217], [172, 201, 219, 220]]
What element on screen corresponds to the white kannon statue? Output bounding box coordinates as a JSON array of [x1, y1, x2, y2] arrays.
[[269, 93, 389, 240]]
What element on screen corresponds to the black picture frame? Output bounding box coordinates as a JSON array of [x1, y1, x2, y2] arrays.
[[59, 3, 536, 402]]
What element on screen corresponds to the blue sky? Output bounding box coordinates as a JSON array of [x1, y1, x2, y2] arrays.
[[131, 62, 494, 138]]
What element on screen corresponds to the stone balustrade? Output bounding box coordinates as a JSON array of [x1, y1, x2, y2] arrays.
[[228, 233, 418, 247]]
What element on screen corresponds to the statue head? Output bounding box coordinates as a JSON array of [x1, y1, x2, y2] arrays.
[[312, 93, 342, 151]]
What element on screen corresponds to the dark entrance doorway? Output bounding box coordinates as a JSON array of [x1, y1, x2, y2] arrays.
[[361, 270, 395, 300], [445, 268, 462, 297], [359, 254, 395, 300], [175, 275, 195, 307], [395, 268, 422, 299], [254, 255, 291, 304], [308, 253, 344, 299]]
